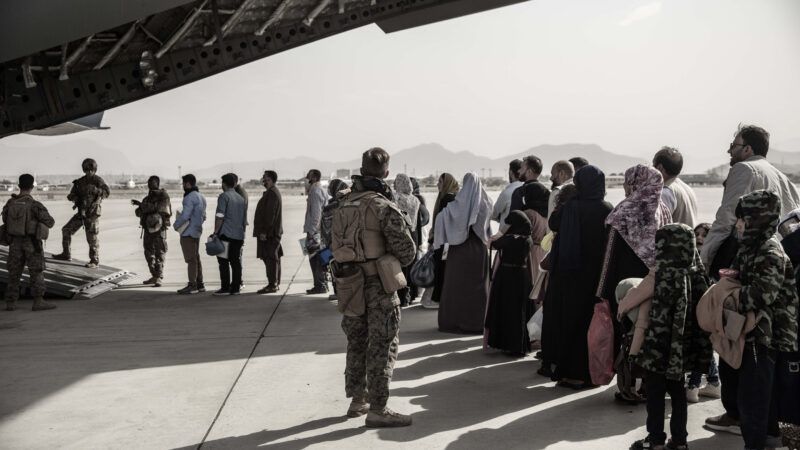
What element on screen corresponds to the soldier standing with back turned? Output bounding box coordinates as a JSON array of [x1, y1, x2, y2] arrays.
[[53, 158, 110, 268], [2, 174, 56, 311], [331, 148, 416, 427], [131, 176, 172, 287]]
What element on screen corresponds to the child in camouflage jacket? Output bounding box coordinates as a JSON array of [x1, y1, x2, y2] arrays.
[[630, 224, 712, 450]]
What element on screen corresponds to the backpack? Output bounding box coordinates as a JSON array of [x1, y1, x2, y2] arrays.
[[331, 193, 379, 263], [5, 197, 32, 237]]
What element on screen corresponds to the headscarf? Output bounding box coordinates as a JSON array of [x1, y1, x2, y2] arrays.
[[328, 178, 348, 198], [433, 172, 493, 249], [522, 182, 550, 218], [505, 210, 532, 236], [556, 165, 606, 271], [605, 164, 672, 268], [393, 174, 420, 229], [636, 224, 711, 380], [432, 173, 459, 228]]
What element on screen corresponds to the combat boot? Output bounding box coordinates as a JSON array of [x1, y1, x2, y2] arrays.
[[5, 302, 16, 311], [85, 261, 99, 269], [142, 277, 158, 285], [365, 408, 412, 428], [52, 252, 71, 261], [32, 298, 57, 311], [346, 398, 369, 418]]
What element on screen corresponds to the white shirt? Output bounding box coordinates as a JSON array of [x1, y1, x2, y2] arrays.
[[491, 180, 523, 232]]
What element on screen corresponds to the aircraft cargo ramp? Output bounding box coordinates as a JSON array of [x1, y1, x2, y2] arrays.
[[0, 246, 137, 299]]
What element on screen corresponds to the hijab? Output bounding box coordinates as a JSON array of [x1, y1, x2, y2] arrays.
[[394, 174, 420, 229], [505, 210, 532, 236], [432, 173, 460, 232], [433, 172, 493, 249], [605, 164, 672, 268], [328, 178, 348, 198], [556, 165, 606, 271], [522, 182, 550, 218]]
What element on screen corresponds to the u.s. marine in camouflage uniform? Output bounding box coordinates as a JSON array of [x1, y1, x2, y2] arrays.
[[333, 148, 416, 428], [729, 190, 798, 449], [132, 176, 172, 286], [53, 158, 110, 268], [632, 223, 712, 448], [2, 174, 57, 311]]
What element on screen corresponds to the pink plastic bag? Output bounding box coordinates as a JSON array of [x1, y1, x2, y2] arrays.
[[588, 299, 615, 386]]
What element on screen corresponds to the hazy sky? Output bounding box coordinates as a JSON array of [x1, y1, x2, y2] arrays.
[[3, 0, 800, 173]]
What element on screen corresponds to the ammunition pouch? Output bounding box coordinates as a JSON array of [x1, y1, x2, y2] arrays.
[[376, 254, 407, 294], [333, 262, 366, 317]]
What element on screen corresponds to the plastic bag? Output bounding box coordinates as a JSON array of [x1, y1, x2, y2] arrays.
[[205, 234, 225, 256], [410, 249, 435, 287], [527, 307, 543, 341], [588, 299, 615, 386]]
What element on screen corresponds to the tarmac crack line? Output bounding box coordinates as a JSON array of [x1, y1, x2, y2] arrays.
[[195, 257, 305, 449]]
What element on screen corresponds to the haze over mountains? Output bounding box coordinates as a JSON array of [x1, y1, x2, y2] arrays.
[[2, 138, 800, 182], [185, 143, 649, 180]]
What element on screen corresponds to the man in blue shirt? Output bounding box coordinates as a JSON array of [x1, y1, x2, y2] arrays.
[[213, 173, 248, 295], [174, 174, 207, 294]]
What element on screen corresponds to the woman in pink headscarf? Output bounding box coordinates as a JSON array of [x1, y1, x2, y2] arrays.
[[595, 164, 672, 400]]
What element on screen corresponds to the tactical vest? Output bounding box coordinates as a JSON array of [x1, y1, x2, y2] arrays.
[[5, 196, 37, 237], [331, 191, 387, 263]]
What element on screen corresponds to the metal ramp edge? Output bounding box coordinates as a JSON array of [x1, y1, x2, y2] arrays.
[[0, 245, 137, 299]]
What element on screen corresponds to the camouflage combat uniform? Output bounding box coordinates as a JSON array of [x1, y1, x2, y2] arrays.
[[337, 176, 416, 412], [728, 190, 799, 449], [61, 174, 110, 264], [135, 189, 172, 280], [2, 194, 55, 308]]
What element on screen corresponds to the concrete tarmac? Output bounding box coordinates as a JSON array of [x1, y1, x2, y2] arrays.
[[0, 197, 742, 449]]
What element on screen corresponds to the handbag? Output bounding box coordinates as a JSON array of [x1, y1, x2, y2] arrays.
[[410, 249, 436, 287], [205, 234, 225, 256], [588, 299, 615, 385]]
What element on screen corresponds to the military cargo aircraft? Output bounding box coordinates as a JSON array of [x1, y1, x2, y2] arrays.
[[0, 0, 527, 138]]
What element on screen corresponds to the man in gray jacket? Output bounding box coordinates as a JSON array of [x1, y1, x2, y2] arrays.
[[702, 124, 800, 437], [701, 125, 800, 270], [304, 169, 330, 294]]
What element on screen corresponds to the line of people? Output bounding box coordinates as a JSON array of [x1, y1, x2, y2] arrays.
[[410, 125, 799, 449]]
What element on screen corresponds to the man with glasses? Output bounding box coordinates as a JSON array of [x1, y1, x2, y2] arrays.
[[702, 125, 800, 272], [701, 124, 800, 442]]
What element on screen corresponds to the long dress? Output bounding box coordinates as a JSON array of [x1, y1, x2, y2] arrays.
[[431, 193, 456, 302], [484, 234, 533, 353], [438, 230, 490, 334], [544, 200, 614, 384]]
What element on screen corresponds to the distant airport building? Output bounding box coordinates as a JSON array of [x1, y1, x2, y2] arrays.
[[335, 169, 351, 179]]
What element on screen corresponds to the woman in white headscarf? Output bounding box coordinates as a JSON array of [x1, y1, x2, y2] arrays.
[[394, 173, 421, 306], [433, 172, 494, 334]]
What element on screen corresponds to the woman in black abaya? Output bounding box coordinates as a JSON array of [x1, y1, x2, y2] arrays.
[[544, 165, 614, 388], [484, 210, 534, 355]]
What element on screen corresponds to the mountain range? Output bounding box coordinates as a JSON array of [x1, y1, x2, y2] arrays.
[[190, 143, 647, 181], [3, 138, 800, 182]]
